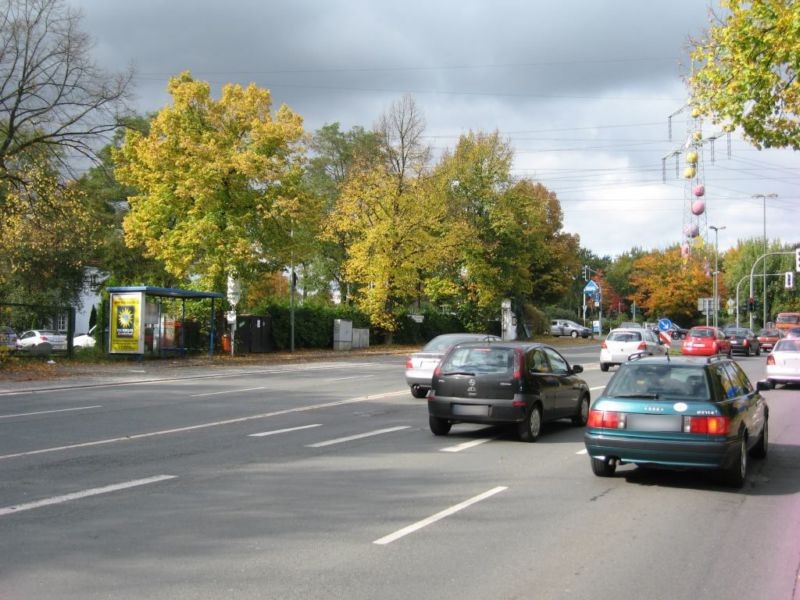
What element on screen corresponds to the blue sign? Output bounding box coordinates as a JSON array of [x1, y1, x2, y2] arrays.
[[583, 280, 599, 295], [657, 318, 673, 332]]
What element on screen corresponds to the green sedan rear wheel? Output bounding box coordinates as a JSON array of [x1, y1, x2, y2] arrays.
[[721, 434, 747, 488], [590, 457, 616, 477]]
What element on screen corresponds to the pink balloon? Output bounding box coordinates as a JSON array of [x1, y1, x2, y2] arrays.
[[693, 184, 705, 197], [681, 244, 690, 257], [691, 200, 706, 215], [683, 223, 699, 238]]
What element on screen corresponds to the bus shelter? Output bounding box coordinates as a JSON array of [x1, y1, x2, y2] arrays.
[[106, 286, 224, 357]]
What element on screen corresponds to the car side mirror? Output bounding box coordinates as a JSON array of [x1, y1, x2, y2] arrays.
[[571, 364, 583, 374], [756, 380, 772, 392]]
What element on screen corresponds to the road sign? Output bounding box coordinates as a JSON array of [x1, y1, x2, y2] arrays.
[[787, 271, 795, 290], [796, 248, 800, 272], [657, 318, 673, 332], [583, 280, 599, 295]]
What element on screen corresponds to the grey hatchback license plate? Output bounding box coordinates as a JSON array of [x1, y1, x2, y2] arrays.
[[452, 404, 489, 417], [627, 414, 682, 432]]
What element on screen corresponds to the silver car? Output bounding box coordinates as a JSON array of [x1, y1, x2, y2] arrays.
[[16, 329, 68, 354], [405, 333, 500, 398], [599, 327, 667, 372], [550, 319, 591, 338]]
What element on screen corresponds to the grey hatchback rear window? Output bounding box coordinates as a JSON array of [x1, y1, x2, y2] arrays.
[[441, 347, 513, 374]]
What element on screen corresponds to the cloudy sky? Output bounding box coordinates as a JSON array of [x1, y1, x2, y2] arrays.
[[73, 0, 798, 259]]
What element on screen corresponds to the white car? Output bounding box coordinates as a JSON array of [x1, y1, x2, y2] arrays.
[[766, 338, 800, 388], [73, 325, 97, 349], [16, 329, 68, 354], [600, 327, 667, 372], [405, 333, 501, 398]]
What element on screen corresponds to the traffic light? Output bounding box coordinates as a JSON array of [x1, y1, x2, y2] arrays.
[[748, 297, 756, 312]]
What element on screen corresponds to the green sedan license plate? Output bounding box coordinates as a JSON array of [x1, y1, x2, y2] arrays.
[[626, 414, 682, 432]]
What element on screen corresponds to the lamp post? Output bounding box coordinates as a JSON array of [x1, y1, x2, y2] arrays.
[[709, 225, 725, 328], [752, 193, 778, 327]]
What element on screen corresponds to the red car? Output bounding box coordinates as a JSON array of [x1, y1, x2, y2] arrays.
[[757, 328, 783, 352], [681, 326, 732, 357]]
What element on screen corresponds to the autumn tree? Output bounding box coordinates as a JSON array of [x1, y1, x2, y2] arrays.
[[431, 131, 579, 329], [630, 246, 713, 322], [689, 0, 800, 149], [114, 72, 312, 293], [303, 123, 382, 302], [0, 0, 132, 202], [0, 157, 100, 305]]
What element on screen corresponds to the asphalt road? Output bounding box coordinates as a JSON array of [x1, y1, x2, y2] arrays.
[[1, 346, 799, 600]]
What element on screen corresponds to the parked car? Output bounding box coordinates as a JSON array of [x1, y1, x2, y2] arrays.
[[600, 327, 667, 372], [0, 326, 18, 352], [618, 321, 643, 329], [651, 320, 688, 340], [584, 355, 769, 487], [73, 325, 97, 349], [681, 326, 732, 357], [766, 338, 800, 388], [405, 333, 500, 398], [549, 319, 591, 338], [427, 341, 590, 442], [757, 328, 783, 352], [723, 327, 761, 357], [16, 329, 68, 354]]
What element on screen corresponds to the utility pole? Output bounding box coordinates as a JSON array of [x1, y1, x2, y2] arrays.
[[752, 193, 777, 328], [709, 225, 725, 328]]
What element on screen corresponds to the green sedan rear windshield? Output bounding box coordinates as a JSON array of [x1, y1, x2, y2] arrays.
[[606, 365, 710, 401]]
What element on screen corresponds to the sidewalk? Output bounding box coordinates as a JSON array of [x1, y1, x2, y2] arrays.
[[0, 346, 414, 395]]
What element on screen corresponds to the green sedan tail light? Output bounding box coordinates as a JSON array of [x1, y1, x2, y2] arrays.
[[683, 415, 729, 435], [588, 410, 626, 429]]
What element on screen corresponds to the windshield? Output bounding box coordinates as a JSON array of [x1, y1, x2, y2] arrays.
[[724, 329, 747, 336], [689, 328, 714, 338], [608, 331, 642, 342], [423, 334, 489, 353], [605, 364, 710, 400], [440, 347, 513, 374], [776, 314, 800, 325]]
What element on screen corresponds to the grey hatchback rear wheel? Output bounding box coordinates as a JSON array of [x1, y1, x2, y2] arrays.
[[518, 404, 542, 442], [410, 385, 428, 398], [572, 395, 590, 426], [571, 330, 578, 338], [429, 415, 451, 436]]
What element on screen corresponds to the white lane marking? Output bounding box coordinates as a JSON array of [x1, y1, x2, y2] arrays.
[[325, 375, 373, 382], [590, 386, 605, 391], [249, 424, 322, 437], [440, 438, 495, 452], [191, 386, 266, 397], [373, 486, 508, 545], [0, 390, 408, 461], [0, 405, 103, 419], [307, 426, 410, 448], [0, 475, 177, 517], [576, 449, 588, 455]]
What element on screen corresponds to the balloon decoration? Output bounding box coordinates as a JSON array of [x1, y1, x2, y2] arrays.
[[678, 97, 710, 261], [683, 223, 700, 238], [683, 166, 696, 179], [693, 184, 705, 197], [691, 200, 705, 215]]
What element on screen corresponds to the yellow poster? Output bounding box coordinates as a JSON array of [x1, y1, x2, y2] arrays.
[[110, 292, 144, 354]]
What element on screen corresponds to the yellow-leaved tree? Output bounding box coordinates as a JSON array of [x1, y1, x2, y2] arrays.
[[114, 72, 313, 290], [630, 246, 713, 322]]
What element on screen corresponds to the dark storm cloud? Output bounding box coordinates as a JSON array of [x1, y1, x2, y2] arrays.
[[71, 0, 796, 256]]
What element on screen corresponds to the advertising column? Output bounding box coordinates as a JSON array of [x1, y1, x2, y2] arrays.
[[109, 291, 145, 354]]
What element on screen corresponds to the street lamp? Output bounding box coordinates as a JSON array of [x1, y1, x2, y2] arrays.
[[709, 225, 726, 328], [752, 193, 778, 327]]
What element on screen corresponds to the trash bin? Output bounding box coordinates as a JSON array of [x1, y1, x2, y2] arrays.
[[221, 333, 231, 353]]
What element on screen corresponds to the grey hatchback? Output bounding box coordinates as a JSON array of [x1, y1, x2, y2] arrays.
[[427, 342, 590, 442]]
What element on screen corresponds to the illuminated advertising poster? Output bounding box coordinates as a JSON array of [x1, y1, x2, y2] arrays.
[[109, 292, 144, 354]]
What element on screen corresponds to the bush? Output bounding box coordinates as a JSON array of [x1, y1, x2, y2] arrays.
[[260, 301, 370, 350]]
